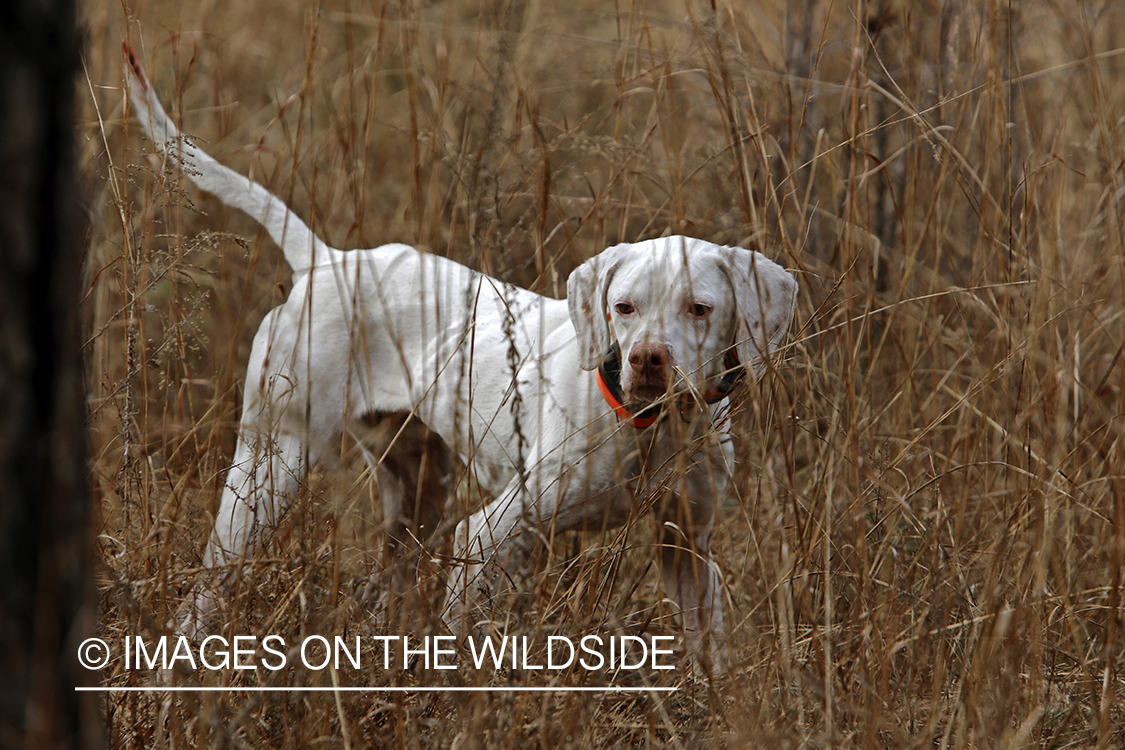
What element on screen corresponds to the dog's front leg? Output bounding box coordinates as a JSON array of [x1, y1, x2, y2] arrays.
[[441, 436, 629, 637], [655, 445, 731, 675], [659, 513, 726, 674], [442, 478, 535, 636]]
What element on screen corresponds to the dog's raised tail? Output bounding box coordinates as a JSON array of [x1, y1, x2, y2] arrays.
[[123, 44, 329, 273]]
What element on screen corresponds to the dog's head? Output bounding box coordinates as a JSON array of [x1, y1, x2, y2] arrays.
[[567, 236, 797, 408]]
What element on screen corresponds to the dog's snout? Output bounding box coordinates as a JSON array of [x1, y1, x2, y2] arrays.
[[628, 343, 670, 376]]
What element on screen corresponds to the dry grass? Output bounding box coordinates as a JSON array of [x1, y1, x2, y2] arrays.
[[80, 0, 1125, 746]]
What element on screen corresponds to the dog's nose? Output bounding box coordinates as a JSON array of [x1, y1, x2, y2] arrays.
[[628, 343, 670, 376]]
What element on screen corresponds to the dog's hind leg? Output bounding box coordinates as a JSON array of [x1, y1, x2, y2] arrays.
[[177, 306, 338, 635], [178, 428, 318, 635], [354, 414, 453, 623]]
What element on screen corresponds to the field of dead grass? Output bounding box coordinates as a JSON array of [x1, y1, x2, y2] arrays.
[[80, 0, 1125, 746]]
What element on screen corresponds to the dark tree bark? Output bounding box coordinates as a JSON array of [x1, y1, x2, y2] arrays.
[[0, 0, 101, 748]]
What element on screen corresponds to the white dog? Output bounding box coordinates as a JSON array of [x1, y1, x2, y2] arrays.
[[125, 46, 796, 668]]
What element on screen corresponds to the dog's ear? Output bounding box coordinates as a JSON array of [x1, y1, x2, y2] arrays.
[[720, 248, 798, 378], [567, 245, 631, 370]]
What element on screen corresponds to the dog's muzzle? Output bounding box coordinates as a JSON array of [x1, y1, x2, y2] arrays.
[[595, 344, 745, 429]]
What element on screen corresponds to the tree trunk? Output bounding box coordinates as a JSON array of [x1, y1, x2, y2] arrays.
[[0, 0, 101, 747]]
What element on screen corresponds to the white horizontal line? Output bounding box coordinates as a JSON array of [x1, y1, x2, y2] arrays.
[[76, 686, 676, 693]]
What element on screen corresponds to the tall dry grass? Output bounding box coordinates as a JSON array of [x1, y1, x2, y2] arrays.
[[80, 0, 1124, 746]]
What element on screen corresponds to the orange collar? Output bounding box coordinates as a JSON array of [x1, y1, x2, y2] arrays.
[[595, 344, 745, 429]]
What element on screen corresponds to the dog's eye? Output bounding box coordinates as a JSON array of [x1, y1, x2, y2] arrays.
[[689, 303, 712, 318], [614, 302, 635, 316]]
